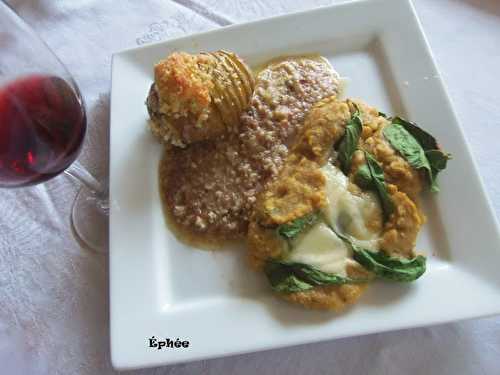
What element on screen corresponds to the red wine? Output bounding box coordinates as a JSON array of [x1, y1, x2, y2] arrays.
[[0, 74, 86, 187]]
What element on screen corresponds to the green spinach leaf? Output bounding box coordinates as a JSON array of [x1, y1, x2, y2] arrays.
[[353, 164, 372, 190], [387, 117, 451, 192], [425, 150, 449, 171], [353, 248, 426, 282], [356, 152, 394, 221], [425, 149, 451, 191], [264, 260, 366, 293], [277, 212, 319, 240], [383, 123, 430, 170], [335, 231, 426, 282], [392, 116, 438, 150], [383, 122, 434, 186], [337, 107, 363, 174]]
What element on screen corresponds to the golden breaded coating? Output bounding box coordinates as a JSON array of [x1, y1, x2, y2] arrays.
[[155, 52, 214, 115], [346, 100, 425, 257], [251, 97, 352, 230], [248, 97, 369, 311], [254, 156, 327, 227], [381, 186, 423, 258], [248, 96, 427, 311], [292, 96, 351, 164], [283, 284, 366, 311], [350, 100, 425, 200], [348, 100, 424, 256], [247, 221, 283, 270]]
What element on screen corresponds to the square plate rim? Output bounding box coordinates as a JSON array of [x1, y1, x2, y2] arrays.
[[109, 0, 500, 370]]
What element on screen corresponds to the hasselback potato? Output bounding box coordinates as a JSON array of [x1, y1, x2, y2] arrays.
[[146, 50, 254, 146]]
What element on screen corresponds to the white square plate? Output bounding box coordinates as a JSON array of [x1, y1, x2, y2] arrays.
[[109, 0, 500, 370]]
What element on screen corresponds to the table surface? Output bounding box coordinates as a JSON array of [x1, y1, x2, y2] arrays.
[[1, 0, 500, 374]]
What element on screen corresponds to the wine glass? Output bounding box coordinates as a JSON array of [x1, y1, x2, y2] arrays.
[[0, 2, 108, 252]]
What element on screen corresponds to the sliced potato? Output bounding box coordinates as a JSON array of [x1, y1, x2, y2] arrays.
[[146, 50, 255, 145]]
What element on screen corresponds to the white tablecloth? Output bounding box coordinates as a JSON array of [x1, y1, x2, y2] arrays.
[[1, 0, 500, 374]]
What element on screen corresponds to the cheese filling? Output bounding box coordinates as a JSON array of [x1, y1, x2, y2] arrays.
[[284, 163, 382, 275], [288, 222, 350, 276], [321, 163, 381, 250]]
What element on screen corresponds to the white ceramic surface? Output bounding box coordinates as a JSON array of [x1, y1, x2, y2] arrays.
[[109, 0, 500, 370]]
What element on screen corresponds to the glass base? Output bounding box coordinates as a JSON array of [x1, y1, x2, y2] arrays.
[[71, 186, 108, 253]]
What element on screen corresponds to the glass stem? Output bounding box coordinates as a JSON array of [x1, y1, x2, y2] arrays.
[[64, 161, 106, 197]]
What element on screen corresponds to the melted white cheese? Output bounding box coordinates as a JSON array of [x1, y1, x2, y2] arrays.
[[287, 222, 349, 276], [321, 163, 381, 250], [284, 163, 383, 276]]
